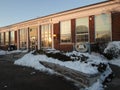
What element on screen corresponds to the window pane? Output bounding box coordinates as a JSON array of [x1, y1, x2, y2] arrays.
[[0, 33, 4, 45], [60, 20, 71, 43], [76, 17, 89, 43], [95, 13, 111, 42], [5, 32, 9, 45], [20, 29, 27, 49], [10, 31, 15, 45], [29, 26, 38, 49], [41, 24, 52, 48]]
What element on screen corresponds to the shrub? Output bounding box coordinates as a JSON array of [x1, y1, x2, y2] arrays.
[[103, 41, 120, 60], [46, 52, 71, 61]]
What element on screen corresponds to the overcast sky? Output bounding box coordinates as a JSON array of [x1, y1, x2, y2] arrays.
[[0, 0, 106, 27]]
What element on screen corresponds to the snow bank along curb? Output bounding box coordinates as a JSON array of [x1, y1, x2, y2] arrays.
[[40, 61, 100, 87], [13, 51, 112, 90]]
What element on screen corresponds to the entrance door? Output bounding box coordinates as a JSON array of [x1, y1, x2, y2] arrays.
[[41, 24, 52, 48]]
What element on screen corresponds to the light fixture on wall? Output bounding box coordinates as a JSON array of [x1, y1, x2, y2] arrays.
[[53, 34, 57, 38], [89, 17, 92, 20]]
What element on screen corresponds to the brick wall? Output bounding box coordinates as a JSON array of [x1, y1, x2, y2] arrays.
[[53, 23, 60, 50], [89, 15, 95, 43], [71, 19, 76, 43], [112, 12, 120, 41]]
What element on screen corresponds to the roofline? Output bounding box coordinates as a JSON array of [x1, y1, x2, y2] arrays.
[[0, 0, 113, 28]]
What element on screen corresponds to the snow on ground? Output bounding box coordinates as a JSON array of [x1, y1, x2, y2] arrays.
[[104, 41, 120, 53], [14, 51, 108, 74], [109, 57, 120, 67], [0, 50, 7, 55], [0, 49, 28, 55], [104, 41, 120, 67], [13, 50, 112, 90], [14, 52, 55, 74]]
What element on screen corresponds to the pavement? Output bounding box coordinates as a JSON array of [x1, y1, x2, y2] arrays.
[[0, 60, 79, 90]]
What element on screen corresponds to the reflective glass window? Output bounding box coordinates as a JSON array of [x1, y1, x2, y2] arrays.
[[0, 33, 4, 45], [76, 17, 89, 43], [60, 20, 71, 43], [10, 31, 15, 45], [95, 13, 111, 42], [29, 26, 38, 49], [5, 32, 9, 45], [41, 24, 52, 48], [20, 29, 27, 49]]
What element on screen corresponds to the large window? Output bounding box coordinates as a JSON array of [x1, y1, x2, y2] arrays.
[[95, 13, 111, 42], [60, 20, 71, 43], [10, 31, 15, 45], [76, 17, 89, 43], [5, 32, 9, 45], [41, 24, 52, 48], [29, 26, 38, 49], [20, 29, 27, 49], [0, 33, 4, 45]]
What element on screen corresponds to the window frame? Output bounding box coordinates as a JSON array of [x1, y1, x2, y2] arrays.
[[60, 20, 72, 44], [19, 28, 27, 49], [95, 13, 112, 42], [75, 17, 89, 43]]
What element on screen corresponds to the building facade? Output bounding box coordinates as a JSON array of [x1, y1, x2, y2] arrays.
[[0, 0, 120, 52]]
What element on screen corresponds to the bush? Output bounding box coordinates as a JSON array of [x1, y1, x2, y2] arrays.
[[91, 42, 107, 54], [46, 52, 71, 61], [103, 41, 120, 60]]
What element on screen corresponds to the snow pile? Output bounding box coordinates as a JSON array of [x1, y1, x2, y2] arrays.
[[0, 50, 28, 55], [85, 80, 103, 90], [14, 50, 112, 90], [104, 41, 120, 53], [109, 57, 120, 67], [15, 51, 109, 74], [104, 41, 120, 59], [14, 52, 54, 74], [104, 41, 120, 67], [0, 50, 7, 55]]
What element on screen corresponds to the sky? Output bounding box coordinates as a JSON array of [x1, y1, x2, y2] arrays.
[[0, 0, 106, 27]]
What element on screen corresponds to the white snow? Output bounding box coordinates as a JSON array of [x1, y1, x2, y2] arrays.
[[85, 80, 104, 90], [13, 50, 112, 90], [0, 49, 28, 55], [14, 51, 108, 74], [104, 41, 120, 53], [109, 57, 120, 67], [104, 41, 120, 67], [0, 50, 7, 55], [14, 52, 55, 74]]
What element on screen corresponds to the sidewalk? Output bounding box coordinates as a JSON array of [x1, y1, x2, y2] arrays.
[[105, 64, 120, 90]]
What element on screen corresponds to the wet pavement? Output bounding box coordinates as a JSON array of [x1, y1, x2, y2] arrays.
[[0, 60, 79, 90], [105, 64, 120, 90]]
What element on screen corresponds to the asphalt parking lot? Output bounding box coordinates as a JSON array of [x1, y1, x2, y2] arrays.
[[0, 60, 79, 90], [0, 57, 120, 90]]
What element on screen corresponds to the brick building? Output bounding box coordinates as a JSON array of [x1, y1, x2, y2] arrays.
[[0, 0, 120, 52]]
